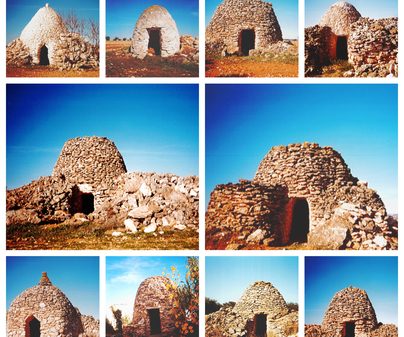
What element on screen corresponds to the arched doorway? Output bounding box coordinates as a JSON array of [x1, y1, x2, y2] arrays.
[[25, 315, 40, 337], [148, 29, 161, 55], [336, 36, 348, 60], [255, 314, 266, 336], [239, 29, 255, 55], [289, 199, 309, 243], [148, 308, 162, 335], [39, 45, 49, 65]]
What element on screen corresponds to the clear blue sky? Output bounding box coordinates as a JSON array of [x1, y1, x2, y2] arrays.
[[6, 0, 99, 45], [205, 0, 298, 40], [205, 256, 298, 305], [106, 256, 195, 320], [106, 0, 199, 40], [305, 256, 398, 325], [6, 84, 199, 190], [205, 84, 398, 214], [305, 0, 398, 28], [6, 256, 99, 319]]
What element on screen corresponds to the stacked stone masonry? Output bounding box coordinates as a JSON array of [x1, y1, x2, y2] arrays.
[[206, 143, 397, 250], [205, 281, 298, 337], [6, 4, 99, 70], [205, 0, 282, 56], [6, 136, 199, 234], [7, 272, 99, 337]]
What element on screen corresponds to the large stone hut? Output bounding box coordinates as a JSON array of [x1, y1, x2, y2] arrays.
[[205, 281, 298, 337], [305, 1, 398, 77], [124, 276, 177, 337], [6, 3, 99, 69], [205, 142, 397, 250], [321, 287, 377, 337], [205, 0, 283, 56], [6, 272, 99, 337], [130, 5, 180, 59], [6, 136, 199, 234]]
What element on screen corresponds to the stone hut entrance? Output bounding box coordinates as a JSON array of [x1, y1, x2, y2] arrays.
[[148, 29, 161, 55], [344, 322, 355, 337], [255, 314, 266, 336], [25, 315, 40, 337], [239, 29, 255, 55], [148, 308, 162, 335], [289, 199, 310, 243], [82, 193, 94, 215], [69, 186, 94, 215], [39, 45, 49, 65], [336, 36, 348, 60]]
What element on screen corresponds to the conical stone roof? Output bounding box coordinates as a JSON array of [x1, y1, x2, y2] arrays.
[[20, 3, 69, 64], [319, 1, 361, 35], [130, 5, 180, 59]]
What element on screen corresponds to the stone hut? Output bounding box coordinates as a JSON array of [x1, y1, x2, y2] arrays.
[[6, 4, 99, 69], [205, 0, 282, 56], [6, 272, 99, 337], [206, 142, 397, 250], [126, 276, 177, 337], [130, 5, 180, 59], [305, 1, 398, 77], [205, 281, 297, 337], [321, 287, 378, 337]]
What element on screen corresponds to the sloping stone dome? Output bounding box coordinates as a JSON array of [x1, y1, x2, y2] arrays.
[[52, 136, 127, 186], [20, 3, 69, 64], [6, 272, 84, 336], [322, 286, 378, 336], [233, 281, 289, 320], [206, 0, 282, 55], [319, 1, 361, 35], [130, 5, 180, 59], [132, 276, 177, 337]]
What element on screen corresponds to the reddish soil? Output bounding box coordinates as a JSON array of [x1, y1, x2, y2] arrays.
[[6, 65, 99, 77], [205, 57, 298, 77], [106, 41, 198, 77]]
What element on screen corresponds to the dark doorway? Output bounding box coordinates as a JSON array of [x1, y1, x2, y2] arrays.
[[148, 29, 161, 55], [28, 316, 40, 337], [240, 30, 255, 55], [336, 36, 348, 60], [148, 309, 162, 335], [39, 45, 49, 65], [345, 322, 355, 337], [255, 314, 266, 336], [290, 199, 309, 243], [82, 193, 94, 215]]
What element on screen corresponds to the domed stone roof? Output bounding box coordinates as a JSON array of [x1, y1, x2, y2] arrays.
[[52, 136, 127, 186], [322, 286, 378, 335], [7, 272, 84, 336], [20, 4, 69, 64], [130, 5, 180, 59], [319, 1, 361, 35]]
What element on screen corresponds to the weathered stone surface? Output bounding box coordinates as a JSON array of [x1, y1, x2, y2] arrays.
[[206, 281, 297, 337], [206, 143, 397, 250], [6, 272, 99, 337], [205, 0, 282, 56], [319, 1, 361, 36], [130, 5, 180, 59]]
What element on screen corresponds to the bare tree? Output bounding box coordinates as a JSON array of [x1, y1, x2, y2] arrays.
[[88, 17, 99, 47]]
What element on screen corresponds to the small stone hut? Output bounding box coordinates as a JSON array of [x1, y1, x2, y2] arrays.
[[6, 272, 99, 337], [128, 276, 177, 337], [206, 142, 397, 250], [321, 287, 378, 337], [205, 0, 282, 56], [6, 4, 99, 69], [130, 5, 180, 59], [205, 281, 297, 337]]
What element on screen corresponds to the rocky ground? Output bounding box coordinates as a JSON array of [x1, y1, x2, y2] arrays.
[[6, 64, 99, 77]]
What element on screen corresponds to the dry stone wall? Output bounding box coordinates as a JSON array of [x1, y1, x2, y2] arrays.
[[130, 5, 180, 59], [205, 281, 297, 337], [305, 25, 332, 76], [206, 143, 397, 250], [7, 272, 99, 337], [205, 0, 282, 56]]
